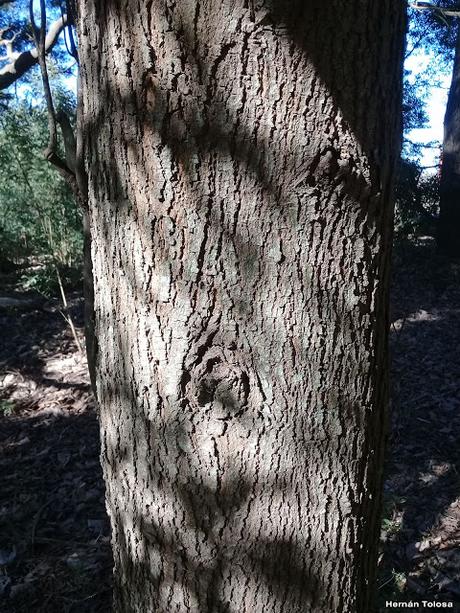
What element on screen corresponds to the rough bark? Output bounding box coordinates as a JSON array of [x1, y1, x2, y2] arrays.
[[439, 25, 460, 258], [77, 1, 405, 611]]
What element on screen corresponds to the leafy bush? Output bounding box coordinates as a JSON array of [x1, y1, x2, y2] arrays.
[[0, 400, 14, 416], [20, 261, 82, 297], [394, 158, 439, 240], [0, 101, 83, 283]]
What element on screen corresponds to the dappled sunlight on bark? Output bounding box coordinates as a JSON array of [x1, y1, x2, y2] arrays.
[[77, 0, 405, 610]]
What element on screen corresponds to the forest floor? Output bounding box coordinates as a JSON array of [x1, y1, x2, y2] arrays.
[[0, 237, 459, 612], [379, 237, 460, 610], [0, 280, 112, 612]]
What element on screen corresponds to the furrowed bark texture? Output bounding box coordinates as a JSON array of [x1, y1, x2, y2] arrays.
[[77, 2, 405, 611], [439, 25, 460, 259]]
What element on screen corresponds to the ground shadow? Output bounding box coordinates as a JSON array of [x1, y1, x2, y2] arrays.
[[0, 410, 112, 612], [0, 273, 112, 612], [379, 239, 460, 606]]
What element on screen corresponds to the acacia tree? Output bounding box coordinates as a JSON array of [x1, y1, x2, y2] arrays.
[[73, 1, 406, 611], [1, 0, 406, 610]]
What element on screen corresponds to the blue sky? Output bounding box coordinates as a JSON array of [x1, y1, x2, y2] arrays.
[[405, 48, 452, 169]]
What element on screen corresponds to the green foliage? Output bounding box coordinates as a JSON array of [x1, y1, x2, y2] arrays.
[[0, 101, 83, 274], [395, 6, 458, 243], [381, 494, 405, 539], [0, 2, 81, 297], [0, 399, 14, 416], [394, 159, 440, 240], [19, 260, 82, 297], [381, 516, 403, 538], [408, 2, 458, 59], [402, 5, 456, 158], [402, 72, 430, 137], [20, 264, 57, 295]]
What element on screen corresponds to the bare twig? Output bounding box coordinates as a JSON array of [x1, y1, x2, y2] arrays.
[[55, 264, 84, 354], [30, 499, 53, 549]]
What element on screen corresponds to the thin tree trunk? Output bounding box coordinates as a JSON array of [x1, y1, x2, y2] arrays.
[[439, 25, 460, 258], [77, 2, 405, 611]]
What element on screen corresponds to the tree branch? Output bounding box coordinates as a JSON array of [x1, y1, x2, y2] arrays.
[[0, 14, 67, 90], [404, 137, 441, 150], [405, 30, 427, 60], [32, 0, 58, 156], [410, 2, 460, 19], [0, 29, 19, 63]]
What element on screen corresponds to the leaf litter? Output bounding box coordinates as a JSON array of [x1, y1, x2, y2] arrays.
[[1, 238, 460, 612]]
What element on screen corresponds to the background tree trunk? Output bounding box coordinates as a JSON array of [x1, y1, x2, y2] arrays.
[[77, 2, 405, 611], [439, 25, 460, 259]]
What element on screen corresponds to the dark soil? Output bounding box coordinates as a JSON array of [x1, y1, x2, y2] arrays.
[[0, 238, 459, 612], [379, 238, 460, 610], [0, 281, 112, 612]]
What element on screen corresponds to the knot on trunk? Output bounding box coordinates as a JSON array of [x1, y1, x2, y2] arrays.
[[190, 347, 251, 419]]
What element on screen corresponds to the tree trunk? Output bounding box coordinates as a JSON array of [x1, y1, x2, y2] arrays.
[[77, 2, 405, 611], [439, 25, 460, 258]]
